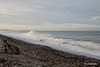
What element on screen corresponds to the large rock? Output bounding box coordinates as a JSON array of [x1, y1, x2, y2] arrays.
[[3, 40, 21, 55]]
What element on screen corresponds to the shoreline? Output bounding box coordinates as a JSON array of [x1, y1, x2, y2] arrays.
[[0, 34, 100, 67]]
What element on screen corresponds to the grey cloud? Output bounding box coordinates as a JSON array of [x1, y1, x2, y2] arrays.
[[0, 0, 100, 30]]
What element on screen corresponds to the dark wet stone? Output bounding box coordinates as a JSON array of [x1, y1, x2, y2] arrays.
[[3, 40, 21, 55]]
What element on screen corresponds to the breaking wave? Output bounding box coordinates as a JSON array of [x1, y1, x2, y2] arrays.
[[0, 31, 100, 59]]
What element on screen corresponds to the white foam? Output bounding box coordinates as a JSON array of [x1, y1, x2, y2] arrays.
[[0, 31, 100, 59]]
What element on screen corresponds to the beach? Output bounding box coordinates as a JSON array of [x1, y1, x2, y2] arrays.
[[0, 34, 100, 67]]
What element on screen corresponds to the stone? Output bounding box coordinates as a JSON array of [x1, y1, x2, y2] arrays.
[[3, 40, 21, 55]]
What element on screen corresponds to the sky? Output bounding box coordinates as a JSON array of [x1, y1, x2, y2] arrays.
[[0, 0, 100, 31]]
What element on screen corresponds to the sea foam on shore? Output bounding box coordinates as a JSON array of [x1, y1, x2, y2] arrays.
[[0, 31, 100, 59]]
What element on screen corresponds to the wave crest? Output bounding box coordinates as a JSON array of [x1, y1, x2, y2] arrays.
[[0, 30, 100, 59]]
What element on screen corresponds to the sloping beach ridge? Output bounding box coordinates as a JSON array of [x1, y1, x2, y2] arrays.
[[0, 32, 100, 67]]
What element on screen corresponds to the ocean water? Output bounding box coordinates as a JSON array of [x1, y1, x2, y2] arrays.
[[0, 30, 100, 59]]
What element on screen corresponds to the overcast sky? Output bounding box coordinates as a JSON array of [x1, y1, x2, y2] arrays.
[[0, 0, 100, 31]]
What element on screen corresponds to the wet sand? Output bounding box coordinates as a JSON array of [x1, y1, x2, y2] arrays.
[[0, 34, 100, 67]]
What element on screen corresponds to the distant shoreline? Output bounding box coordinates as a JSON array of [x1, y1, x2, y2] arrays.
[[0, 34, 100, 67]]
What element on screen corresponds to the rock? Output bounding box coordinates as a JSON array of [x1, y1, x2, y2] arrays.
[[0, 58, 7, 63], [3, 40, 21, 55], [0, 58, 7, 67], [77, 57, 85, 62]]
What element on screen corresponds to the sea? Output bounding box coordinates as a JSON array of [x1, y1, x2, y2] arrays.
[[0, 30, 100, 59]]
